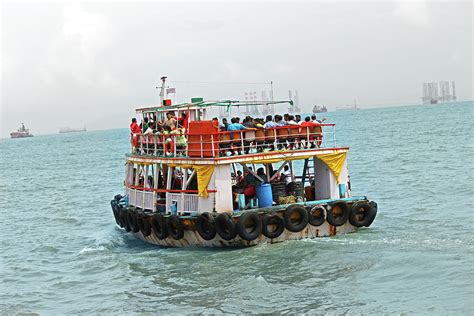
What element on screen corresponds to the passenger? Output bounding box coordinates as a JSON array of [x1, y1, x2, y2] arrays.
[[130, 118, 141, 153], [142, 117, 149, 133], [275, 115, 286, 126], [312, 114, 326, 124], [162, 125, 174, 156], [300, 116, 315, 127], [220, 118, 229, 131], [256, 167, 266, 184], [287, 115, 298, 125], [212, 117, 219, 128], [295, 114, 302, 124], [178, 112, 189, 130], [164, 111, 177, 130], [243, 116, 257, 128], [227, 117, 247, 131], [243, 168, 257, 200], [263, 115, 277, 129], [130, 118, 141, 134], [235, 170, 245, 189], [143, 122, 154, 135], [282, 165, 292, 184], [254, 118, 264, 128], [170, 127, 187, 155]]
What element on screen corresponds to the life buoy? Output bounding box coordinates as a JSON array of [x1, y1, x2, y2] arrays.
[[120, 208, 131, 232], [284, 204, 308, 232], [151, 213, 168, 239], [127, 209, 140, 233], [326, 201, 349, 226], [167, 215, 184, 240], [111, 200, 121, 226], [196, 212, 217, 240], [308, 205, 326, 227], [137, 212, 152, 236], [262, 212, 285, 239], [236, 211, 262, 241], [215, 213, 237, 241]]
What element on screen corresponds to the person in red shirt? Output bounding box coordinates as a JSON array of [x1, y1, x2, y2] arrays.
[[300, 116, 320, 148], [130, 118, 141, 134], [130, 118, 141, 152]]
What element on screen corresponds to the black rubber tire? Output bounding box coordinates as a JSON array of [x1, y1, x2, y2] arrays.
[[364, 201, 378, 227], [111, 200, 122, 226], [120, 208, 131, 232], [284, 204, 308, 232], [349, 202, 374, 227], [326, 201, 349, 226], [308, 205, 326, 227], [167, 215, 184, 240], [215, 213, 237, 241], [114, 194, 123, 202], [262, 212, 285, 239], [236, 211, 262, 241], [137, 213, 152, 237], [151, 213, 168, 239], [127, 209, 140, 233], [196, 212, 217, 241]]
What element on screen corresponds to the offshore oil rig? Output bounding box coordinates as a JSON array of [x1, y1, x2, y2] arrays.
[[421, 81, 457, 104]]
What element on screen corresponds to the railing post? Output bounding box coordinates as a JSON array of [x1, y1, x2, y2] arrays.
[[240, 131, 244, 154], [211, 134, 215, 157], [200, 135, 203, 158]]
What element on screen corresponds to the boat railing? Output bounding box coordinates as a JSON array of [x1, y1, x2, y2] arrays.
[[125, 183, 216, 213], [131, 124, 336, 158]]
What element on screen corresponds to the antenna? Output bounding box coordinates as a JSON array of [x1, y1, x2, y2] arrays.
[[157, 76, 167, 104]]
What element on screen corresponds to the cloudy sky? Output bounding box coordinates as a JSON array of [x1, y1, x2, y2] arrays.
[[1, 1, 472, 137]]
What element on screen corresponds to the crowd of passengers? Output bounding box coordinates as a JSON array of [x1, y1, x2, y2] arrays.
[[130, 112, 327, 156]]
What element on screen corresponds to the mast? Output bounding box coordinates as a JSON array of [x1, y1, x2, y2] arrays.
[[159, 76, 167, 104]]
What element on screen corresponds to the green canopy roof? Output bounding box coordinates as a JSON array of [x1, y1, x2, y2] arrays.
[[136, 100, 293, 113]]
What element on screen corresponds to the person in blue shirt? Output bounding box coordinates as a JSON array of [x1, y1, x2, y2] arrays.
[[227, 117, 247, 131], [263, 115, 278, 129], [227, 117, 247, 155]]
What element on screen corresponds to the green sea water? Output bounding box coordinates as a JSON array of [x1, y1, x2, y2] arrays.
[[1, 101, 473, 314]]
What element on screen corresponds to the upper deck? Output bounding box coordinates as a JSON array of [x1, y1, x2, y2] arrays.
[[129, 99, 344, 164]]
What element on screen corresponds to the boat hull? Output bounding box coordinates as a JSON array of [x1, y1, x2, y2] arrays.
[[131, 221, 357, 248], [10, 132, 33, 138], [111, 199, 377, 248]]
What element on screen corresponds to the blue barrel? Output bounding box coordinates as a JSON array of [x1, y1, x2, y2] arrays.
[[256, 184, 273, 208]]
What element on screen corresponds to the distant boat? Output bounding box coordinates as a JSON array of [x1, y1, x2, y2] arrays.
[[312, 105, 327, 113], [10, 123, 34, 138], [337, 99, 360, 111], [59, 127, 87, 133]]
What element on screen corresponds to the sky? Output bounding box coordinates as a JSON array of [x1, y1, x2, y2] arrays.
[[1, 0, 472, 137]]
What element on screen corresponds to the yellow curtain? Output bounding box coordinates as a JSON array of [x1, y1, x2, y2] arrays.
[[193, 165, 215, 198], [317, 152, 347, 183]]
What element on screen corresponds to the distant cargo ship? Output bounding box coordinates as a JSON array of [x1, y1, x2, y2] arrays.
[[312, 105, 327, 113], [337, 99, 360, 111], [59, 127, 86, 133], [10, 123, 34, 139]]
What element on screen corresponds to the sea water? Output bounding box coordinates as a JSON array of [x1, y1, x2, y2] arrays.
[[1, 101, 473, 314]]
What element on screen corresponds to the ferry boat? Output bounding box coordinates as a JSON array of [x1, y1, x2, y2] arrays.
[[10, 123, 34, 138], [110, 79, 377, 248]]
